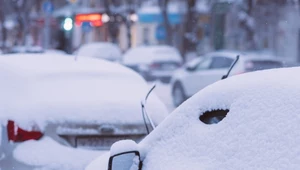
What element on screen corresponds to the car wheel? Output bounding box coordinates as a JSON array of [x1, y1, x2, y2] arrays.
[[172, 83, 187, 107]]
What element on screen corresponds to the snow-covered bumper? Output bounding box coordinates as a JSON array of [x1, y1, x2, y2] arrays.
[[0, 137, 105, 170]]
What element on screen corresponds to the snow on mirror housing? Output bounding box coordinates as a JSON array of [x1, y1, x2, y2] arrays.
[[108, 140, 142, 170], [199, 109, 229, 124]]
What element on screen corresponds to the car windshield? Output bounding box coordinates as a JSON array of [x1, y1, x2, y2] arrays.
[[0, 0, 299, 170]]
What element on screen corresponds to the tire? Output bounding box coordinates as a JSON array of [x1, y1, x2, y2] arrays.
[[172, 83, 187, 107]]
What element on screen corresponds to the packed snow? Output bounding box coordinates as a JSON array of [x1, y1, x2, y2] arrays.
[[122, 46, 182, 65], [86, 67, 300, 170], [13, 137, 105, 170], [0, 54, 168, 130]]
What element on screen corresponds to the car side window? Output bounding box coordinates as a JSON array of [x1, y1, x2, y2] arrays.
[[195, 57, 212, 71], [210, 57, 234, 69]]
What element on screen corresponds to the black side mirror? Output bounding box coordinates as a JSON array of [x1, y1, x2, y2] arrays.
[[108, 140, 142, 170], [185, 65, 196, 72], [108, 151, 142, 170]]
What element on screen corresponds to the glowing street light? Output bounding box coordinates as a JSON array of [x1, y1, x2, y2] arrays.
[[102, 13, 110, 23], [63, 17, 73, 31], [129, 13, 138, 22]]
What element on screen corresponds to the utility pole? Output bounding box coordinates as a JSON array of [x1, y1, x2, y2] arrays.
[[43, 0, 53, 50]]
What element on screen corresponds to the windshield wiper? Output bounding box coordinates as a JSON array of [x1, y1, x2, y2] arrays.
[[222, 55, 240, 80], [141, 84, 156, 134]]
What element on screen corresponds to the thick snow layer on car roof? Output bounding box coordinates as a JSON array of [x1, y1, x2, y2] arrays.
[[13, 137, 105, 170], [122, 46, 183, 65], [77, 42, 122, 61], [0, 54, 168, 129], [138, 67, 300, 169]]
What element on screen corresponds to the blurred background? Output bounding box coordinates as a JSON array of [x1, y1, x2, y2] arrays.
[[0, 0, 299, 63]]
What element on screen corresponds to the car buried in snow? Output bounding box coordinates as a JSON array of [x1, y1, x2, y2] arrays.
[[0, 53, 168, 170], [122, 45, 183, 83], [85, 66, 300, 170], [76, 42, 123, 62]]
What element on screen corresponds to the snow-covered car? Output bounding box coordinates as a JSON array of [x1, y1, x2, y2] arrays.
[[0, 54, 168, 170], [76, 42, 122, 62], [85, 66, 300, 170], [122, 45, 183, 83], [171, 51, 284, 106]]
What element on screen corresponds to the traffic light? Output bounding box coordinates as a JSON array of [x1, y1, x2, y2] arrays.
[[63, 17, 73, 31]]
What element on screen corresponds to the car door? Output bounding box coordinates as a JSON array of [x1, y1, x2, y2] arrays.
[[184, 56, 234, 96]]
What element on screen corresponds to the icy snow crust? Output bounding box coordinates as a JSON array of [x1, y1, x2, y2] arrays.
[[137, 67, 300, 170], [122, 45, 183, 65], [0, 54, 168, 129]]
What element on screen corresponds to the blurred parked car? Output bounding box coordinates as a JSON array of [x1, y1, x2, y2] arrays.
[[7, 46, 44, 54], [171, 51, 284, 106], [85, 67, 300, 170], [76, 42, 122, 62], [0, 54, 168, 170], [122, 45, 183, 83]]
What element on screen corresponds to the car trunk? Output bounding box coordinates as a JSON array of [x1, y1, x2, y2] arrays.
[[149, 61, 181, 71], [55, 123, 149, 150]]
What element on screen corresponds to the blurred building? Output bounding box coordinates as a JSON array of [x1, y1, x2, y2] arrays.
[[213, 0, 300, 62]]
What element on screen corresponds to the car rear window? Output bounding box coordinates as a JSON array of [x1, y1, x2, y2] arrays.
[[245, 60, 283, 72]]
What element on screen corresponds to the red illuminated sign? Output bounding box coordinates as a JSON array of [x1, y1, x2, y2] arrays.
[[75, 13, 103, 27]]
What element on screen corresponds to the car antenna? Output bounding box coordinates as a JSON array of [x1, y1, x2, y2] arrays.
[[221, 55, 240, 80], [141, 84, 156, 134]]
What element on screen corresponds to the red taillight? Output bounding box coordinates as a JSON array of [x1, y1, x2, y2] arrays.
[[150, 63, 160, 69], [7, 120, 43, 142]]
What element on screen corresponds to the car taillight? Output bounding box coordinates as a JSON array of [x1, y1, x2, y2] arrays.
[[150, 63, 160, 69], [7, 120, 43, 142]]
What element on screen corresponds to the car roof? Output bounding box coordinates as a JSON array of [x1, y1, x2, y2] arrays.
[[140, 67, 300, 169], [0, 54, 168, 129], [0, 53, 129, 77], [123, 45, 182, 64], [77, 42, 122, 60]]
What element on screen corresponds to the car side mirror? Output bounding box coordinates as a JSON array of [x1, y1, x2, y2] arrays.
[[185, 65, 196, 72], [108, 140, 142, 170]]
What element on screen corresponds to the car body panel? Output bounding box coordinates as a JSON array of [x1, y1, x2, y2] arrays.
[[86, 67, 300, 170]]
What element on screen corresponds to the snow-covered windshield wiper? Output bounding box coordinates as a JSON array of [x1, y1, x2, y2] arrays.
[[141, 84, 156, 134], [222, 55, 240, 80]]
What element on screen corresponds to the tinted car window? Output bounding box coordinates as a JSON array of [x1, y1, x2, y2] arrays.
[[245, 60, 283, 72], [210, 57, 234, 69]]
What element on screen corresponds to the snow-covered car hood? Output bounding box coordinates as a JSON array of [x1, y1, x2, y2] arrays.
[[0, 54, 168, 130], [86, 67, 300, 170]]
